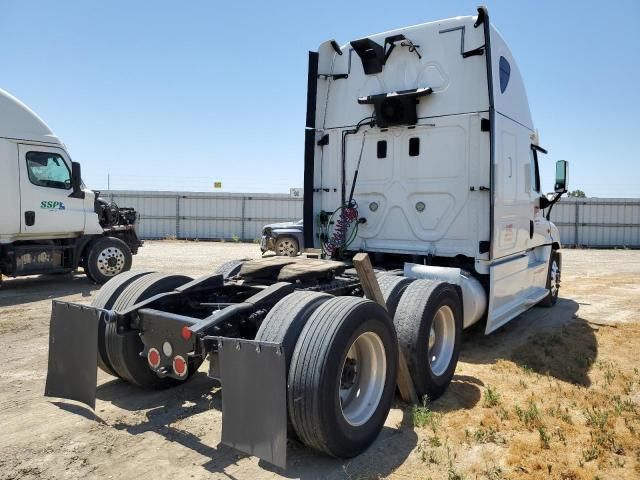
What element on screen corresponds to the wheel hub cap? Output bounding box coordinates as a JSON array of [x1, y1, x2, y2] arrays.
[[339, 331, 386, 427], [278, 240, 296, 256], [428, 305, 455, 377], [97, 247, 126, 277]]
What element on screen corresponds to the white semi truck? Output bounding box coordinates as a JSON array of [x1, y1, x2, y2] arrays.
[[0, 89, 142, 284], [45, 7, 568, 469]]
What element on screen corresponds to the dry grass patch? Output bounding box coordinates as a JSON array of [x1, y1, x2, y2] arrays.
[[404, 320, 640, 480]]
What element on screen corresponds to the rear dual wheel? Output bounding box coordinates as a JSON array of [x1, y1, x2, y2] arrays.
[[255, 291, 332, 367], [394, 279, 463, 401], [376, 274, 414, 316], [257, 293, 398, 458], [256, 292, 398, 457], [260, 279, 460, 458], [287, 296, 398, 457], [91, 270, 154, 377], [96, 272, 202, 388]]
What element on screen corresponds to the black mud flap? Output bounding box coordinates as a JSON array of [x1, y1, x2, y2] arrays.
[[44, 301, 101, 409], [215, 337, 287, 469]]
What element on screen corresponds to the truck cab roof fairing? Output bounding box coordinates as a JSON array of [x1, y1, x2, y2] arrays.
[[314, 15, 490, 130], [489, 25, 533, 131], [0, 89, 61, 144]]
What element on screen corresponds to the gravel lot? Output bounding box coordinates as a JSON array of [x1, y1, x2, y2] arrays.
[[0, 242, 638, 480]]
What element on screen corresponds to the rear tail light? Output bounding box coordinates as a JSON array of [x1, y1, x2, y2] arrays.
[[172, 355, 187, 377], [181, 326, 192, 341], [147, 348, 161, 369]]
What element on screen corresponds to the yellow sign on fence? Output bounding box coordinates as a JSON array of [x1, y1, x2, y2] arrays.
[[214, 182, 222, 189]]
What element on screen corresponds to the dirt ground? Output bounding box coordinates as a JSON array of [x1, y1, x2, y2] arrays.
[[0, 242, 639, 480]]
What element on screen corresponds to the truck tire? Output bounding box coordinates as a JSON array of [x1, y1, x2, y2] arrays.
[[85, 236, 133, 284], [288, 296, 398, 458], [540, 250, 561, 307], [105, 273, 197, 388], [91, 270, 155, 377], [275, 236, 299, 257], [215, 258, 250, 279], [376, 274, 414, 316], [255, 291, 332, 438], [255, 291, 332, 367], [394, 279, 462, 401]]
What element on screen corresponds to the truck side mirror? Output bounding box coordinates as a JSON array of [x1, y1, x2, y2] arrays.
[[554, 160, 568, 194], [69, 161, 85, 199], [539, 195, 551, 209]]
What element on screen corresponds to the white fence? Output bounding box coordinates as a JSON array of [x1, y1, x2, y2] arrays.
[[105, 191, 640, 247], [104, 191, 303, 241], [549, 197, 640, 248]]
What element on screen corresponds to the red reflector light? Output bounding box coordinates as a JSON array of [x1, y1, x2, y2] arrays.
[[173, 355, 187, 377], [147, 348, 161, 368], [181, 326, 192, 341]]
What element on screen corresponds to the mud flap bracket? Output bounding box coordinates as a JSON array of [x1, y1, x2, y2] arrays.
[[45, 301, 101, 409], [213, 337, 287, 469]]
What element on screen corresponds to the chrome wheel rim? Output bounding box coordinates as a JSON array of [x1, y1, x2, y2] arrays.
[[550, 259, 560, 296], [277, 239, 297, 256], [339, 331, 387, 427], [97, 247, 126, 277], [428, 305, 455, 377]]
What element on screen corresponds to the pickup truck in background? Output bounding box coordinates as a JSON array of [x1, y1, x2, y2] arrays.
[[260, 219, 303, 256]]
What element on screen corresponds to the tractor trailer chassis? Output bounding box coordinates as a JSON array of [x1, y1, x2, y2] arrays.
[[45, 254, 485, 468], [46, 258, 373, 468]]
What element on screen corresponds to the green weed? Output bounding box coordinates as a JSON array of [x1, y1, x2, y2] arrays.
[[412, 396, 442, 433], [483, 385, 501, 407]]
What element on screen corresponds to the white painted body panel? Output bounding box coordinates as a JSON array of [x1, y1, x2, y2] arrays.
[[341, 114, 490, 258], [485, 248, 549, 334], [0, 139, 21, 239], [313, 16, 492, 261], [482, 27, 554, 332], [316, 17, 488, 130], [0, 89, 61, 144], [17, 143, 86, 237]]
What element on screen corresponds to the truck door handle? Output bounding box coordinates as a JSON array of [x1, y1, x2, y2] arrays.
[[529, 219, 534, 239], [25, 211, 35, 226]]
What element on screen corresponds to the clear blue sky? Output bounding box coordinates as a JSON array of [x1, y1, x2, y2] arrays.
[[3, 0, 639, 196]]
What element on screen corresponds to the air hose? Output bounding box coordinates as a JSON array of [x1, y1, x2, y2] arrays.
[[321, 132, 368, 256], [322, 202, 359, 256]]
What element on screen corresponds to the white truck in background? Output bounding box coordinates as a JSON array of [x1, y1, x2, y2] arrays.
[[0, 89, 142, 284]]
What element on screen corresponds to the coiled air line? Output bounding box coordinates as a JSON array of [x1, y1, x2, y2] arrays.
[[321, 126, 370, 256]]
